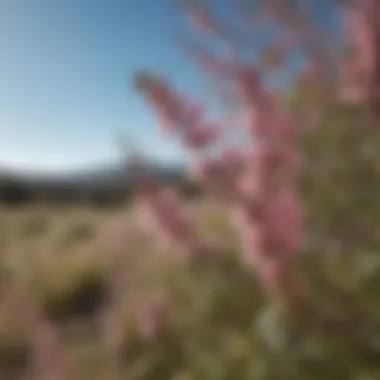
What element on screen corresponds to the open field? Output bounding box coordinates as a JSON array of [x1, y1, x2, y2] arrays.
[[0, 205, 123, 378], [0, 202, 245, 379], [1, 201, 380, 379]]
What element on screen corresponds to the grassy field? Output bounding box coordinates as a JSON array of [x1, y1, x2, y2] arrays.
[[0, 205, 119, 378], [0, 202, 246, 379], [1, 201, 380, 380]]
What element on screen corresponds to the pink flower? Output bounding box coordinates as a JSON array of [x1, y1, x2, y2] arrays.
[[221, 147, 247, 174], [189, 9, 220, 35], [194, 236, 222, 260], [137, 40, 304, 296], [243, 143, 269, 195], [258, 257, 286, 294], [190, 157, 224, 181], [230, 206, 264, 267], [236, 67, 261, 101], [184, 123, 221, 150], [137, 295, 170, 341], [186, 102, 204, 129], [338, 0, 379, 107], [139, 187, 197, 258], [245, 102, 297, 141], [263, 186, 302, 257], [141, 78, 223, 152]]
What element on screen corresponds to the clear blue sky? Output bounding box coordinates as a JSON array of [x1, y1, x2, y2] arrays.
[[0, 0, 207, 173], [0, 0, 339, 173]]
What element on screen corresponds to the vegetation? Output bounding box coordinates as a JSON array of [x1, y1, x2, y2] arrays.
[[2, 1, 380, 379]]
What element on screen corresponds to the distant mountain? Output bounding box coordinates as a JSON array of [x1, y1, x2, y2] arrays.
[[0, 160, 201, 205], [62, 161, 189, 188], [0, 160, 189, 189]]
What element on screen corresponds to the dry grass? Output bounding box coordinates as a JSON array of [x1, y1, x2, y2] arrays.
[[0, 201, 239, 378], [0, 205, 126, 376], [1, 199, 380, 379]]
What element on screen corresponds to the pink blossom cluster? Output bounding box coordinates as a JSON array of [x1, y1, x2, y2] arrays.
[[136, 182, 218, 263], [136, 73, 221, 151], [132, 75, 223, 261], [137, 186, 196, 258], [339, 0, 380, 114], [339, 0, 376, 102], [233, 72, 302, 294], [136, 63, 303, 295]]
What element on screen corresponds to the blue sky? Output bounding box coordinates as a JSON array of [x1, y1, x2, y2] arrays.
[[0, 0, 340, 174], [0, 0, 206, 173]]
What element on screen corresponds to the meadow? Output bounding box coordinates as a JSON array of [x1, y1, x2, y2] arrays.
[[0, 205, 118, 378], [1, 183, 380, 380], [0, 201, 253, 380]]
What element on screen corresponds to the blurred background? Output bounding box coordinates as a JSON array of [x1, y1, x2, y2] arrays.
[[2, 1, 380, 379]]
